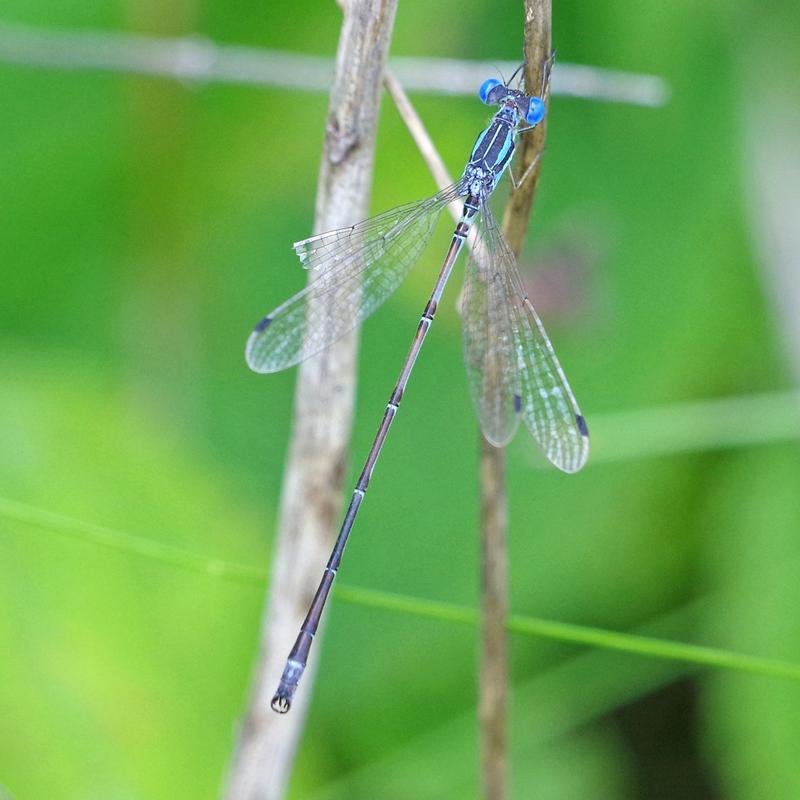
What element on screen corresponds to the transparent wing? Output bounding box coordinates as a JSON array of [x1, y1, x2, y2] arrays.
[[459, 212, 521, 447], [480, 204, 589, 473], [246, 181, 465, 373]]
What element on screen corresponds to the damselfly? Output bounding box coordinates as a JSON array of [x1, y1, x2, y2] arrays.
[[246, 69, 589, 713]]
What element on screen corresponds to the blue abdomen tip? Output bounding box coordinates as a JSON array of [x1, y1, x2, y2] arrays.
[[255, 316, 272, 333]]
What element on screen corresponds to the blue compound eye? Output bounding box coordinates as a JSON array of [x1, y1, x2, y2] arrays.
[[479, 78, 503, 105], [526, 96, 546, 125]]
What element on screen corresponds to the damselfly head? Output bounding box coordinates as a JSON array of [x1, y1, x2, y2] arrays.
[[479, 79, 546, 127], [479, 79, 526, 110]]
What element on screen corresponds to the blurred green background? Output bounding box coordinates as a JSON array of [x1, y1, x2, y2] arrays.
[[1, 0, 800, 798]]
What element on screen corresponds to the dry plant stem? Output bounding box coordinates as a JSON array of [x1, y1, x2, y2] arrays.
[[479, 438, 510, 800], [223, 1, 398, 798], [479, 2, 551, 799]]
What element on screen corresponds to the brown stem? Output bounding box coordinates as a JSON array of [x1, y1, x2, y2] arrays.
[[479, 436, 510, 800], [223, 1, 398, 798], [479, 2, 551, 799]]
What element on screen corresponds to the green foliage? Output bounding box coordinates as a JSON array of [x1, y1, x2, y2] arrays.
[[1, 0, 799, 798]]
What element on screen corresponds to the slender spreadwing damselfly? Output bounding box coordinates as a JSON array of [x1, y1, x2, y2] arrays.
[[245, 67, 589, 713]]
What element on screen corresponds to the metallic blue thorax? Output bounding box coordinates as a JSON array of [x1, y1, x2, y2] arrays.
[[463, 103, 520, 197]]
